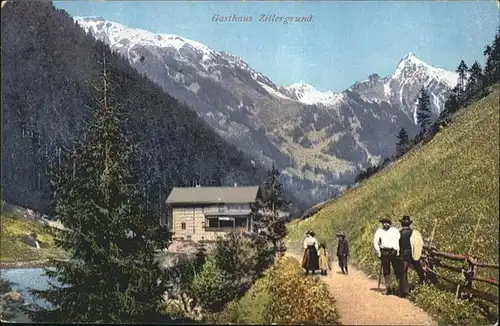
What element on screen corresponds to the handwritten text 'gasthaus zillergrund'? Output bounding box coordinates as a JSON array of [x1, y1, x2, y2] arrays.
[[212, 14, 313, 24]]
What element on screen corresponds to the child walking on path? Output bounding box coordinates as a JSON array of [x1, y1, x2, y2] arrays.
[[318, 242, 331, 276]]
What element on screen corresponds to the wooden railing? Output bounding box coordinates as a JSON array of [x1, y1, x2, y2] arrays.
[[420, 245, 499, 304]]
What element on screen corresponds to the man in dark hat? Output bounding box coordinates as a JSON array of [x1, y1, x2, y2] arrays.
[[373, 217, 401, 295], [336, 231, 349, 274], [398, 215, 426, 298]]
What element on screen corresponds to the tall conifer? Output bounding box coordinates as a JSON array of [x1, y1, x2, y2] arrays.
[[27, 48, 172, 323]]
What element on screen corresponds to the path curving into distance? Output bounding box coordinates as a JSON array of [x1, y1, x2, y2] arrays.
[[286, 252, 437, 325]]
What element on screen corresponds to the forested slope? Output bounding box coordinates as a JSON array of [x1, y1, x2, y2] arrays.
[[1, 1, 302, 215]]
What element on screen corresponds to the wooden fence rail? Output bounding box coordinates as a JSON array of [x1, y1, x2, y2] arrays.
[[420, 245, 499, 304]]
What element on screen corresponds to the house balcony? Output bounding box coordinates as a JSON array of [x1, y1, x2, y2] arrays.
[[203, 209, 252, 217], [203, 226, 249, 232], [203, 215, 252, 232]]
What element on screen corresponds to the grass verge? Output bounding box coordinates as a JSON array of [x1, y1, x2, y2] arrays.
[[206, 256, 340, 325], [286, 86, 500, 325]]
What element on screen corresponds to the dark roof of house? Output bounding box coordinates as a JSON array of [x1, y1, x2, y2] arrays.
[[166, 186, 260, 204]]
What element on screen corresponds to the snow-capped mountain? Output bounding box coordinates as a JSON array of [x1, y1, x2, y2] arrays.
[[389, 52, 458, 123], [394, 52, 458, 88], [74, 16, 459, 205], [281, 81, 342, 106]]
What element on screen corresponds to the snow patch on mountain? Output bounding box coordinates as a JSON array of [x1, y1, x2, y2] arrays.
[[413, 103, 419, 125], [258, 81, 293, 100], [75, 16, 216, 62], [188, 81, 201, 94], [285, 81, 342, 106], [394, 52, 458, 88], [75, 16, 283, 94], [384, 81, 391, 97]]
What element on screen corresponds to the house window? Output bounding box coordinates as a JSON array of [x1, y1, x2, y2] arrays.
[[235, 217, 247, 228], [218, 204, 225, 212], [219, 217, 234, 228], [181, 222, 186, 230], [207, 218, 218, 228]]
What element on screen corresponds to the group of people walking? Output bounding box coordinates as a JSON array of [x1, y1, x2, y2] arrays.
[[373, 215, 425, 297], [300, 214, 425, 298], [301, 230, 350, 276]]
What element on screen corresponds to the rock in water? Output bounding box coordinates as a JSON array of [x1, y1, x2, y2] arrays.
[[2, 291, 21, 302], [24, 235, 39, 249]]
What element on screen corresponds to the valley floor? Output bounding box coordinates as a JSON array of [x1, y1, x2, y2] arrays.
[[286, 252, 436, 326]]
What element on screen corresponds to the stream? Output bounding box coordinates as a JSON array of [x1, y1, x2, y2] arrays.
[[0, 252, 187, 322], [1, 268, 52, 322]]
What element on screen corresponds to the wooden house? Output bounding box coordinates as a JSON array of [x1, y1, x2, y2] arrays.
[[163, 185, 261, 242]]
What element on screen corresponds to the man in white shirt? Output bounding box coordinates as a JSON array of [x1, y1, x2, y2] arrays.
[[373, 217, 401, 295]]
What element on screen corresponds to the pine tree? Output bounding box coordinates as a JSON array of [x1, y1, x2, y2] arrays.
[[456, 60, 469, 94], [416, 88, 432, 136], [483, 30, 500, 87], [464, 61, 485, 102], [441, 85, 460, 119], [262, 165, 289, 215], [26, 49, 172, 323], [395, 128, 410, 157], [252, 165, 290, 257]]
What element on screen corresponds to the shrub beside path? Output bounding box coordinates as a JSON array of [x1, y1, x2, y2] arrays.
[[286, 252, 437, 325]]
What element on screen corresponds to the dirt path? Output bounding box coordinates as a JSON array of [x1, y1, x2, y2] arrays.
[[287, 252, 437, 325]]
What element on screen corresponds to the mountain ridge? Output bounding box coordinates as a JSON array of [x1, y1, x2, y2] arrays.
[[75, 16, 457, 106], [73, 15, 459, 206]]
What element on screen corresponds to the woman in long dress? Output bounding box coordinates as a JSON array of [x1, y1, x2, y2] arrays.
[[302, 230, 320, 275]]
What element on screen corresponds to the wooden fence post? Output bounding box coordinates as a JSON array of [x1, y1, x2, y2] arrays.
[[458, 215, 483, 300], [454, 283, 461, 300], [468, 215, 482, 257], [424, 218, 439, 285], [462, 259, 475, 300]]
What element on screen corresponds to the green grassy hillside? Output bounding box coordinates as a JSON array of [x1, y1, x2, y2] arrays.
[[286, 86, 499, 323], [0, 213, 68, 264]]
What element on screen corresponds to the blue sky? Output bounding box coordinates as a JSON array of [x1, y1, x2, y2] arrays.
[[54, 1, 499, 93]]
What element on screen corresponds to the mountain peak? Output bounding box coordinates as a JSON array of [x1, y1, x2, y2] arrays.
[[287, 81, 314, 90], [393, 52, 458, 88], [285, 82, 341, 106], [398, 52, 427, 67], [395, 52, 433, 73], [76, 15, 106, 22], [402, 52, 417, 60]]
